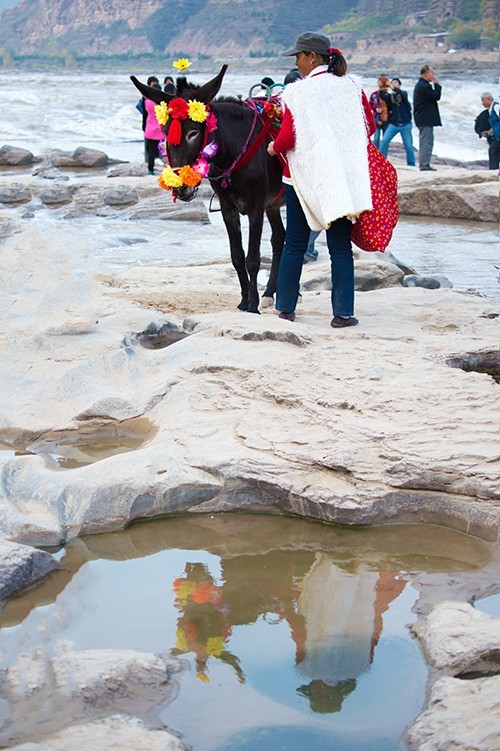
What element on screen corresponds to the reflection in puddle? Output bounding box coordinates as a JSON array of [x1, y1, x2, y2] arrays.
[[0, 514, 496, 751], [0, 416, 156, 468]]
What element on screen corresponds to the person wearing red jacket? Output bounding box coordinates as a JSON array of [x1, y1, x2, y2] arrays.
[[268, 32, 375, 327]]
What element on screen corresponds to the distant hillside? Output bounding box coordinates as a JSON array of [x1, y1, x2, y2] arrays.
[[0, 0, 497, 60], [0, 0, 358, 57]]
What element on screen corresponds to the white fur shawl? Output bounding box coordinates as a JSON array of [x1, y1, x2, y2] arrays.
[[282, 73, 372, 231]]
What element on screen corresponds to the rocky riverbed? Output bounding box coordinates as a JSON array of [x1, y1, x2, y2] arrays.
[[0, 147, 499, 750], [0, 143, 498, 223]]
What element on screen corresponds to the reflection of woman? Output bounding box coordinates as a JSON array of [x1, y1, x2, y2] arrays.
[[297, 555, 380, 684], [268, 32, 375, 328], [295, 552, 406, 713]]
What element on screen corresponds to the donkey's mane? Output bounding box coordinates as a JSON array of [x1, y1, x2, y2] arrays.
[[174, 76, 244, 105], [174, 76, 199, 97]]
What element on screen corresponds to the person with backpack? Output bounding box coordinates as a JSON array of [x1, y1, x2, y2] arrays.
[[475, 92, 500, 170], [378, 78, 416, 166], [369, 76, 390, 150]]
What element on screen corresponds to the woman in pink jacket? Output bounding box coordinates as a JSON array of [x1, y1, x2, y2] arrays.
[[144, 77, 165, 174]]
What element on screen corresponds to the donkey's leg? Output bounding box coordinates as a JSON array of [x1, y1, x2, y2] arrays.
[[220, 196, 249, 310], [246, 207, 265, 314], [262, 204, 285, 303]]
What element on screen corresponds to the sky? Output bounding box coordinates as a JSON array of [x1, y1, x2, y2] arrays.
[[0, 0, 20, 11]]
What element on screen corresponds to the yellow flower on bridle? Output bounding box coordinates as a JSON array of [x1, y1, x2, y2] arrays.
[[158, 165, 183, 189], [154, 101, 169, 126], [188, 99, 209, 123], [154, 98, 208, 127], [173, 58, 191, 72]]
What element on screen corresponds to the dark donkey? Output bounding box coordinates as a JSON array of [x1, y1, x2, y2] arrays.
[[131, 66, 285, 313]]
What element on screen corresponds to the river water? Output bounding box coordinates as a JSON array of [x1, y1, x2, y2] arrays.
[[0, 69, 498, 164], [1, 69, 498, 300]]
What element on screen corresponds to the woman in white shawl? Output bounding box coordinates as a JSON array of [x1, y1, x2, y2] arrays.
[[268, 32, 375, 327]]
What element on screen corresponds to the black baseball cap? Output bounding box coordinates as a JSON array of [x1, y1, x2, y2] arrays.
[[281, 31, 331, 56]]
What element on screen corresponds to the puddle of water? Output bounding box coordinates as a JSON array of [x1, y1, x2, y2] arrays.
[[0, 416, 156, 469], [137, 326, 189, 349], [446, 350, 500, 384], [474, 593, 500, 618], [0, 514, 496, 751]]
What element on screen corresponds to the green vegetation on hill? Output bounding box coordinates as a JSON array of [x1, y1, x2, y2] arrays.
[[323, 0, 498, 50], [0, 0, 497, 64]]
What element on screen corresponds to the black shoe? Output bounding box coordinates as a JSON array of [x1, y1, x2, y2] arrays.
[[420, 166, 437, 171], [331, 316, 358, 328], [279, 311, 295, 322]]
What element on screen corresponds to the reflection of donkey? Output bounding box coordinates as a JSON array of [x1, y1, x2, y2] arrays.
[[131, 67, 285, 313]]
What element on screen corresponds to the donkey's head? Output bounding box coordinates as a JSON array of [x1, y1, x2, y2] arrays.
[[131, 66, 227, 202]]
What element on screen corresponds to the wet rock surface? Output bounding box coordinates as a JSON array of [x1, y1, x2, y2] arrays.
[[406, 601, 500, 751], [0, 146, 35, 166], [411, 601, 500, 677], [1, 648, 186, 750], [0, 540, 59, 601], [8, 716, 186, 751], [395, 163, 499, 222], [0, 151, 497, 223]]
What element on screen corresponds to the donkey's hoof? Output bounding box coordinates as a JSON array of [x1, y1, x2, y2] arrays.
[[260, 295, 274, 309], [237, 300, 249, 311], [248, 308, 261, 315]]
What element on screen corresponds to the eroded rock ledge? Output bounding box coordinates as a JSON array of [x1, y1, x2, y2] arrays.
[[0, 265, 499, 548], [0, 149, 498, 222], [0, 222, 499, 750], [406, 602, 500, 751]]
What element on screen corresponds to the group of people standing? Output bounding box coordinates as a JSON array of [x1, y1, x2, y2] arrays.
[[369, 65, 442, 171], [136, 75, 174, 174]]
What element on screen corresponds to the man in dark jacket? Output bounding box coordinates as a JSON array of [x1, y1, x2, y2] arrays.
[[413, 64, 442, 171], [475, 92, 500, 170], [379, 78, 416, 166]]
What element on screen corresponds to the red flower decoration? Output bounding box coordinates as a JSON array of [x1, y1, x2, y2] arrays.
[[168, 98, 189, 120]]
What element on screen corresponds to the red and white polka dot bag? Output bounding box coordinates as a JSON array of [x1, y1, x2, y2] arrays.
[[351, 141, 399, 253]]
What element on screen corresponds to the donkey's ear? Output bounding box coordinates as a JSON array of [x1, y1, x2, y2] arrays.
[[195, 65, 228, 104], [130, 75, 173, 104]]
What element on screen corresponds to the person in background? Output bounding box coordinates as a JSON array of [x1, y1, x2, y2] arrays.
[[256, 76, 275, 98], [475, 92, 500, 170], [143, 77, 164, 174], [378, 78, 416, 166], [369, 76, 390, 149], [304, 230, 321, 262], [413, 64, 442, 171], [163, 76, 175, 95], [284, 67, 301, 85], [267, 32, 375, 328]]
